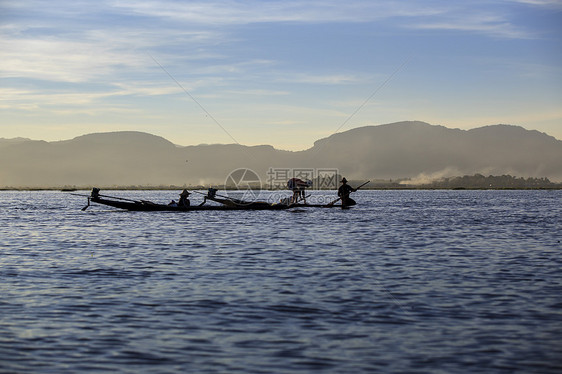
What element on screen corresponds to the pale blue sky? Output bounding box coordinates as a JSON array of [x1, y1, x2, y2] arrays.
[[1, 0, 561, 150]]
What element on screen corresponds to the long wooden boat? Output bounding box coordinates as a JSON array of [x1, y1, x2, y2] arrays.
[[83, 188, 346, 211]]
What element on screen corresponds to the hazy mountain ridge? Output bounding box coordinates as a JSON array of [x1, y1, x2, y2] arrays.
[[0, 137, 36, 148], [1, 122, 561, 188], [299, 121, 562, 181]]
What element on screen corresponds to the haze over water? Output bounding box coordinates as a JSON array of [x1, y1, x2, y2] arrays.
[[1, 190, 561, 373]]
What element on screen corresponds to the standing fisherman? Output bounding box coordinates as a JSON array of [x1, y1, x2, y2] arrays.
[[338, 178, 356, 208]]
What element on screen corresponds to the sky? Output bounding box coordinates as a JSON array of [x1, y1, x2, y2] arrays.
[[1, 0, 561, 150]]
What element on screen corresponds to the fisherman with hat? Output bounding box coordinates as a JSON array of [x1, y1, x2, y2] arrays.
[[338, 177, 356, 208], [178, 189, 191, 207]]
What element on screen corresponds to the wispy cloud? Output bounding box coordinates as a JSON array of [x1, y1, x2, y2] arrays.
[[412, 18, 536, 39], [280, 73, 364, 85], [510, 0, 562, 8], [109, 0, 538, 40], [0, 80, 185, 113], [111, 0, 445, 24], [1, 37, 140, 82], [225, 89, 290, 96], [408, 5, 539, 39], [0, 0, 540, 87]]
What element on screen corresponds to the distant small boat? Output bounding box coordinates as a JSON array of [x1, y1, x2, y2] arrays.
[[79, 188, 346, 212]]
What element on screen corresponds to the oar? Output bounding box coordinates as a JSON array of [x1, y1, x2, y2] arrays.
[[68, 192, 92, 211], [191, 190, 247, 204], [191, 190, 211, 197], [81, 197, 90, 211], [97, 193, 143, 203], [72, 191, 144, 209], [73, 191, 141, 203], [326, 180, 370, 207], [69, 192, 90, 198]]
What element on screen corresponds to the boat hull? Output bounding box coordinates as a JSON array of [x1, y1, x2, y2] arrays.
[[90, 197, 343, 211]]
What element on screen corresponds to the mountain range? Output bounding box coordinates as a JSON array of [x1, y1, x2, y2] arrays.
[[1, 121, 561, 188]]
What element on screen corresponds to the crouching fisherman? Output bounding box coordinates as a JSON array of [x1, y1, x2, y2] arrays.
[[178, 189, 191, 207], [91, 187, 100, 200]]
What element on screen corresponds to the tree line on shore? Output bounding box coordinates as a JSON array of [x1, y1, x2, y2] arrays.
[[2, 174, 560, 191], [394, 174, 560, 189]]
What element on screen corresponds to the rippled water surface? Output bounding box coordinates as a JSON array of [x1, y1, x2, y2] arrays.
[[1, 190, 561, 373]]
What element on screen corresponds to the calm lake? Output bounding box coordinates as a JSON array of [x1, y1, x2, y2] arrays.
[[1, 190, 561, 373]]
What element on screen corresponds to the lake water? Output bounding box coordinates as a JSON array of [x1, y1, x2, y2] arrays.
[[1, 190, 561, 373]]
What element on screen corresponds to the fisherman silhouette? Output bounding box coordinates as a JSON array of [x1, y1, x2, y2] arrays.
[[338, 178, 356, 208], [287, 178, 311, 204], [178, 189, 191, 207]]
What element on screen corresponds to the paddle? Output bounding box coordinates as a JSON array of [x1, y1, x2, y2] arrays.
[[97, 193, 142, 203], [191, 189, 251, 205], [68, 193, 92, 211], [73, 190, 143, 203], [73, 190, 147, 210], [326, 180, 370, 207], [69, 193, 90, 198], [81, 198, 90, 211]]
